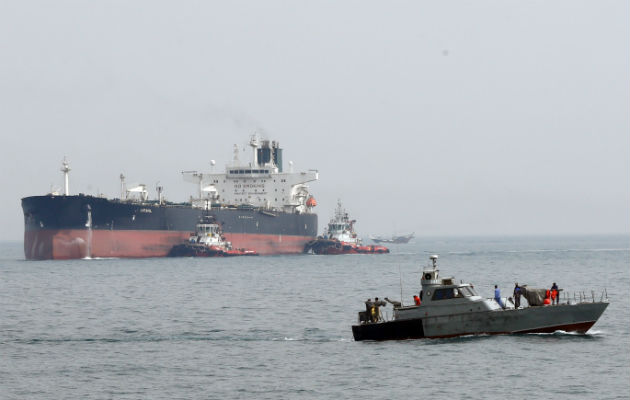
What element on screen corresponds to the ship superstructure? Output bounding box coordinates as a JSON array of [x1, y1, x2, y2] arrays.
[[324, 200, 359, 244], [182, 136, 318, 214]]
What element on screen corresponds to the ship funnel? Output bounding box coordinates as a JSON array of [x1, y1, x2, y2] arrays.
[[256, 140, 283, 172]]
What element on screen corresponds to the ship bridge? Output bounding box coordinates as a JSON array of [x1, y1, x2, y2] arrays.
[[182, 136, 318, 213]]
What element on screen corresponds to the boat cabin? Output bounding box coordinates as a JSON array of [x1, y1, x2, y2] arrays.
[[189, 218, 231, 249], [324, 200, 360, 244], [390, 255, 502, 321]]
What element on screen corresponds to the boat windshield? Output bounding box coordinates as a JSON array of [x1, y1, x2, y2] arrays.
[[458, 286, 477, 297], [432, 286, 477, 300], [432, 288, 456, 300]]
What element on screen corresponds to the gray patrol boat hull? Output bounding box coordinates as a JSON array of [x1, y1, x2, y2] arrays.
[[353, 302, 608, 341]]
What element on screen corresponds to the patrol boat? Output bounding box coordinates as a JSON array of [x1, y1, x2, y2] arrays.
[[352, 255, 609, 341]]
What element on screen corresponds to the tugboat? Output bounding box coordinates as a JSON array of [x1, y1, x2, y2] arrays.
[[352, 255, 609, 341], [168, 215, 258, 257], [303, 201, 389, 255]]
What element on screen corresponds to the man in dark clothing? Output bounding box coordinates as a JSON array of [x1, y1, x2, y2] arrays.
[[513, 283, 522, 308], [365, 298, 373, 313], [551, 283, 559, 305]]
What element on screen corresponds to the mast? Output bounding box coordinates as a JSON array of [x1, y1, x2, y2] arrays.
[[120, 173, 126, 200], [60, 157, 71, 195], [249, 135, 259, 166]]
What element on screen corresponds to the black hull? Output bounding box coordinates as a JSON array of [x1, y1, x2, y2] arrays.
[[21, 195, 317, 258], [168, 244, 223, 257], [352, 319, 425, 341], [22, 195, 316, 235]]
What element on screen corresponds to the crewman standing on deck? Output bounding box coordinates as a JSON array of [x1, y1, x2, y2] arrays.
[[372, 297, 386, 322], [494, 285, 506, 309], [513, 283, 522, 308], [365, 298, 373, 316], [551, 282, 559, 305]]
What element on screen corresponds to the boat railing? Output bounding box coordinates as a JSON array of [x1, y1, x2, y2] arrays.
[[489, 288, 609, 309], [567, 288, 608, 304]]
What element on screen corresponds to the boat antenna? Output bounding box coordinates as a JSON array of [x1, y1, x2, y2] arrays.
[[430, 254, 439, 270], [399, 265, 403, 307]]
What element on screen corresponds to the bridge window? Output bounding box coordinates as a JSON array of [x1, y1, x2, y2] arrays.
[[432, 288, 455, 300]]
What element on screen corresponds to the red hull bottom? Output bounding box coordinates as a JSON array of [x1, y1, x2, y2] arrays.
[[313, 242, 390, 255], [168, 243, 258, 257], [24, 230, 313, 259]]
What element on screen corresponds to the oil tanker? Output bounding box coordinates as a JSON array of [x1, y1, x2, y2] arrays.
[[22, 137, 318, 259]]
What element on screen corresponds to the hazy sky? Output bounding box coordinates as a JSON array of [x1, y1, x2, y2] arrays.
[[1, 1, 628, 241]]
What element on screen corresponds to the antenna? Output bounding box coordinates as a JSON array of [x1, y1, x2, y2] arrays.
[[430, 254, 439, 270], [399, 265, 403, 307], [233, 144, 240, 164]]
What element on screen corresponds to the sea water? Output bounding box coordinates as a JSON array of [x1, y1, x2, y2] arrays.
[[1, 235, 628, 399]]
